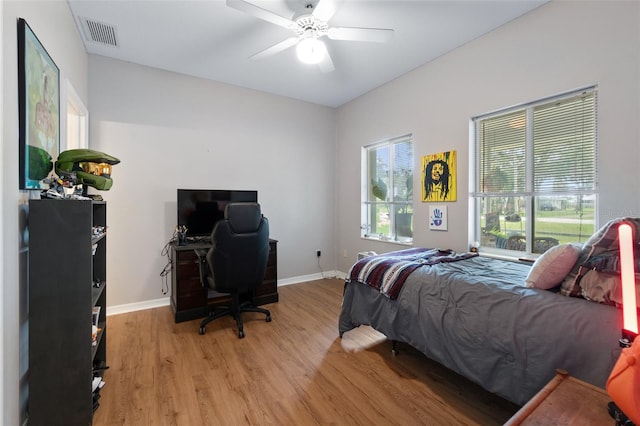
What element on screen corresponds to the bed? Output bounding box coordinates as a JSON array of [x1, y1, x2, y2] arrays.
[[338, 248, 623, 406]]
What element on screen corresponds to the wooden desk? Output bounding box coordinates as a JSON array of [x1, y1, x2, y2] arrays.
[[505, 369, 613, 425], [170, 239, 278, 322]]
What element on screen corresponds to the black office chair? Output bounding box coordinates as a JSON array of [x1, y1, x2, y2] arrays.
[[195, 202, 271, 338]]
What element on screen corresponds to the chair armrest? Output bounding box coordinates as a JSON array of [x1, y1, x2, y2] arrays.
[[194, 249, 208, 288]]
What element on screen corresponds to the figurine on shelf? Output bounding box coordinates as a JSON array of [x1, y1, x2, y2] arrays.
[[55, 149, 120, 197]]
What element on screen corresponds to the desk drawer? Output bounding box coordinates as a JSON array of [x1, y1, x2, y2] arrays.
[[176, 251, 199, 278], [176, 288, 206, 310], [178, 276, 203, 292], [255, 280, 276, 297], [176, 263, 200, 279]]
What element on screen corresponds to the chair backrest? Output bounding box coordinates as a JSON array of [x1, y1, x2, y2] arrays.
[[206, 202, 270, 293]]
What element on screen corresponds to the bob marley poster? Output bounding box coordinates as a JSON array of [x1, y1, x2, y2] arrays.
[[421, 150, 457, 202]]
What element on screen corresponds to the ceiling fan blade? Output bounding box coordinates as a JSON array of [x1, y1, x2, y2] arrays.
[[312, 0, 337, 23], [318, 49, 335, 73], [249, 37, 299, 60], [328, 27, 394, 43], [226, 0, 295, 29]]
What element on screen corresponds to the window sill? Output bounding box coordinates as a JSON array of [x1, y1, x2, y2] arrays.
[[477, 251, 537, 264], [361, 236, 413, 247]]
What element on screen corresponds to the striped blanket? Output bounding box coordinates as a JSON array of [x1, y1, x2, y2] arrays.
[[346, 248, 478, 300]]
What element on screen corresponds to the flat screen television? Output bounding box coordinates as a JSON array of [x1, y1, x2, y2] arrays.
[[177, 189, 258, 239]]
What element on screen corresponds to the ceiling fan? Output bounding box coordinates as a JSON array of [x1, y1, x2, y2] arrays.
[[226, 0, 394, 72]]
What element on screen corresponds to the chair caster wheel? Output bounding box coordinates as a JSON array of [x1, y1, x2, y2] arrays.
[[266, 315, 272, 322], [199, 326, 206, 335], [238, 330, 245, 338]]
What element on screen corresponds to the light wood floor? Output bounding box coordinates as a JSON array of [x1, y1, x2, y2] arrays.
[[94, 278, 518, 425]]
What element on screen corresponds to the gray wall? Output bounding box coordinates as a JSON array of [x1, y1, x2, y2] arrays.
[[88, 56, 337, 307], [2, 1, 88, 424], [335, 0, 640, 273]]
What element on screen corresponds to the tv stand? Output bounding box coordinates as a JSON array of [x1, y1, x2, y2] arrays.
[[169, 239, 278, 323]]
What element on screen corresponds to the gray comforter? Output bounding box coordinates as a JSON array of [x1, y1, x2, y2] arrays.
[[338, 255, 622, 405]]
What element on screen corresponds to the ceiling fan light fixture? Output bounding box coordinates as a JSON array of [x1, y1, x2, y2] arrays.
[[296, 37, 325, 64]]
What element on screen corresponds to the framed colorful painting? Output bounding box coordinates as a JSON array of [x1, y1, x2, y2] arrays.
[[421, 150, 457, 202], [18, 18, 60, 190]]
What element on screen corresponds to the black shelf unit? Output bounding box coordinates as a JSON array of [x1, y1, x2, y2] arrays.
[[28, 199, 107, 425]]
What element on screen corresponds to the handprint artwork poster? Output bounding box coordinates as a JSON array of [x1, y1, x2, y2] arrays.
[[429, 205, 448, 231]]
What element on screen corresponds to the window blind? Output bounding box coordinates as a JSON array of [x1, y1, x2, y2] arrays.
[[533, 91, 597, 193], [475, 88, 597, 197]]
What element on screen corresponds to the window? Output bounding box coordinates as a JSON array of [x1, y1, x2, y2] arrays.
[[362, 135, 414, 244], [471, 87, 597, 255], [62, 79, 88, 150]]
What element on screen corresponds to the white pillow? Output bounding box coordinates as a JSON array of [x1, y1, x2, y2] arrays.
[[525, 243, 581, 289]]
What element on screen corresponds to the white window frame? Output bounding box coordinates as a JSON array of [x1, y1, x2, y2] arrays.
[[61, 79, 89, 151], [470, 86, 598, 256], [361, 134, 414, 245]]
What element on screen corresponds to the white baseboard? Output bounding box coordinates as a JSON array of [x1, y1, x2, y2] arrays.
[[107, 297, 170, 316], [277, 270, 343, 286], [107, 271, 347, 316]]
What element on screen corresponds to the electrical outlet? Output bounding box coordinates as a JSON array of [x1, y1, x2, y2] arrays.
[[316, 250, 321, 258]]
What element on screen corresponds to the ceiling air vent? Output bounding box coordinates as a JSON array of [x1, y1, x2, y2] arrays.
[[79, 17, 119, 47]]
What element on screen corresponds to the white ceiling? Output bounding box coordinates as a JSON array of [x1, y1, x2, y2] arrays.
[[67, 0, 548, 108]]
